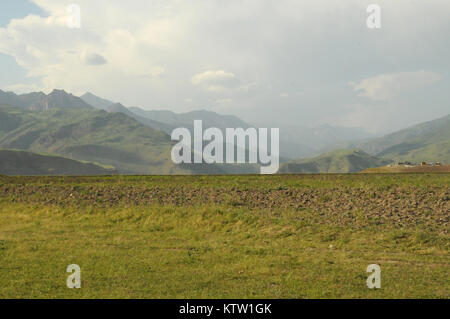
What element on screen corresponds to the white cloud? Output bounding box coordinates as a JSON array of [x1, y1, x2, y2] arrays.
[[216, 98, 232, 105], [3, 83, 43, 94], [0, 0, 175, 97], [0, 0, 448, 132], [191, 70, 236, 85], [80, 51, 107, 65], [191, 70, 239, 93], [350, 71, 443, 101]]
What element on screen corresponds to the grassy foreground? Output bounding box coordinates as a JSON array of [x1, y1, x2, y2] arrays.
[[0, 174, 448, 298]]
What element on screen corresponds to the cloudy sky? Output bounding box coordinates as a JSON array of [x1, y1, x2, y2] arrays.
[[0, 0, 449, 133]]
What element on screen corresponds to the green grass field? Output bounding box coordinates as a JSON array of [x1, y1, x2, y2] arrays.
[[0, 174, 448, 298]]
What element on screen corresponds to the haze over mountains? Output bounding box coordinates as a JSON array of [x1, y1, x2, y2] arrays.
[[315, 115, 450, 162], [0, 104, 178, 174], [81, 92, 251, 133], [80, 92, 116, 111], [360, 115, 450, 163], [0, 90, 261, 174], [280, 114, 450, 173], [0, 88, 448, 175], [79, 91, 376, 158], [82, 91, 450, 165], [279, 149, 392, 174], [90, 92, 380, 158], [277, 124, 375, 159]]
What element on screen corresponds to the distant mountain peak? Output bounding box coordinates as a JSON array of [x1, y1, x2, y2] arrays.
[[50, 88, 67, 94], [128, 106, 251, 132], [110, 102, 125, 108], [0, 89, 91, 111], [80, 92, 115, 110], [107, 103, 129, 113], [35, 89, 91, 111]]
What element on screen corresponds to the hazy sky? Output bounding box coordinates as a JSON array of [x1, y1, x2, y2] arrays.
[[0, 0, 449, 133]]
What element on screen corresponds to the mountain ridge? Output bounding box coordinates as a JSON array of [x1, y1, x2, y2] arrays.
[[1, 89, 448, 173], [0, 104, 179, 174], [0, 89, 92, 111], [80, 92, 115, 110], [359, 114, 450, 163], [361, 114, 450, 155], [0, 104, 260, 175], [279, 149, 392, 173]]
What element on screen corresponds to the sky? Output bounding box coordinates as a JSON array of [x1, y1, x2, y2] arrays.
[[0, 0, 449, 134], [0, 0, 45, 87]]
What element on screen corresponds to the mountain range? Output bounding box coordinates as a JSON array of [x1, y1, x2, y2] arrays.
[[360, 115, 450, 163], [280, 114, 449, 173], [0, 88, 448, 175], [276, 124, 375, 158], [0, 104, 180, 174], [79, 91, 374, 159], [279, 149, 392, 174], [0, 89, 91, 111], [0, 96, 260, 175]]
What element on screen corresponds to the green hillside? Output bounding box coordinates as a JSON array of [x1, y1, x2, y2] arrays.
[[279, 149, 392, 173], [0, 105, 186, 174], [377, 140, 450, 164], [107, 103, 174, 134], [361, 114, 450, 163], [0, 149, 117, 175], [0, 105, 260, 175], [80, 92, 115, 110]]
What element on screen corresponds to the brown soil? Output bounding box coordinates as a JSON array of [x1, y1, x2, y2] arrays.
[[0, 175, 448, 232]]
